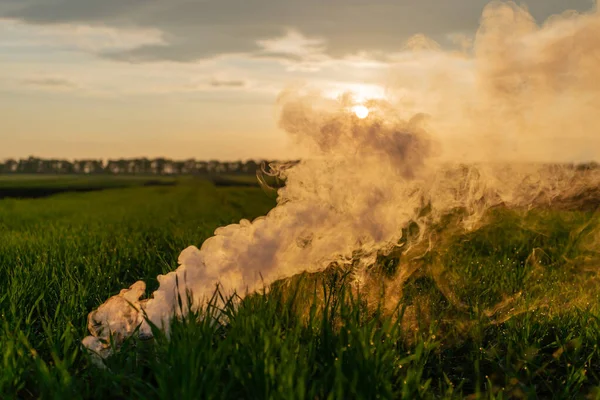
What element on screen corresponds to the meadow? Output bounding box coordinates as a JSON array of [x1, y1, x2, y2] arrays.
[[1, 175, 600, 399]]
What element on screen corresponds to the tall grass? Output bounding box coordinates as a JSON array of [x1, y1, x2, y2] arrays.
[[1, 177, 599, 398], [0, 179, 273, 399]]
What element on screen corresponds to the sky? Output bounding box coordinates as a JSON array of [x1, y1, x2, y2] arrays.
[[0, 0, 596, 161]]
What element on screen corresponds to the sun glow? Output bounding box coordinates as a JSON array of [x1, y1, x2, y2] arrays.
[[324, 83, 386, 103], [320, 82, 383, 119], [352, 104, 370, 119]]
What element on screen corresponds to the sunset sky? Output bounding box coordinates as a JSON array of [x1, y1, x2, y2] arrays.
[[1, 0, 595, 161]]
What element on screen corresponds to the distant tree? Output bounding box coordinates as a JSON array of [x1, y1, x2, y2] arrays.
[[139, 158, 152, 174], [53, 160, 61, 173], [45, 159, 66, 174], [242, 160, 259, 174], [195, 161, 208, 174], [4, 159, 17, 173], [151, 158, 165, 175], [92, 160, 104, 174], [206, 160, 216, 173], [126, 159, 136, 174], [127, 158, 147, 174], [105, 160, 120, 174], [100, 160, 106, 173], [164, 159, 175, 175], [172, 161, 185, 175], [47, 159, 58, 173], [183, 159, 196, 174], [207, 160, 225, 174], [17, 157, 28, 173], [82, 160, 92, 174], [226, 161, 242, 174], [17, 157, 40, 173], [113, 159, 125, 174], [38, 159, 50, 173], [72, 159, 102, 174], [61, 160, 74, 174]]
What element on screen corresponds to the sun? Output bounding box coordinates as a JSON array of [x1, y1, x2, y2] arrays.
[[352, 105, 369, 119]]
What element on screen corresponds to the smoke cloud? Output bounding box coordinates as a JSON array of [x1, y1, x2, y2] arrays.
[[82, 1, 600, 360]]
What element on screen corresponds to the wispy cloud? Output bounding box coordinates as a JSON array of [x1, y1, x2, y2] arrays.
[[209, 79, 248, 88], [0, 18, 165, 53], [256, 30, 326, 58], [20, 77, 78, 90]]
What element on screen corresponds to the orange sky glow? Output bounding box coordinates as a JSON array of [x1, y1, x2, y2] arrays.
[[1, 0, 597, 161]]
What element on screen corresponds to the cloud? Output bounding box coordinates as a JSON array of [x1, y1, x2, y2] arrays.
[[20, 77, 78, 90], [209, 79, 247, 88], [250, 30, 334, 71], [256, 30, 326, 58], [3, 0, 595, 63], [0, 18, 165, 53], [102, 33, 255, 63]]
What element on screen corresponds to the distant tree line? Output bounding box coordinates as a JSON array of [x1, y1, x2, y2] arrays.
[[2, 157, 597, 175], [0, 157, 294, 175]]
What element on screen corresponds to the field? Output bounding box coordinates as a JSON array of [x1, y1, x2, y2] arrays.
[[1, 175, 600, 399]]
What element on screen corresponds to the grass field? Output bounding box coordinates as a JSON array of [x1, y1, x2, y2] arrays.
[[0, 174, 270, 200], [1, 175, 600, 399]]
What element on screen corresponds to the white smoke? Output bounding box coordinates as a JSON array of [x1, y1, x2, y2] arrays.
[[82, 1, 600, 361]]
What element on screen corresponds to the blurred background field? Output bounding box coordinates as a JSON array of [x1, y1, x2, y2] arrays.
[[0, 173, 275, 200]]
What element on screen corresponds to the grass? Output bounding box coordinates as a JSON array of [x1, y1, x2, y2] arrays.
[[0, 174, 276, 200], [0, 175, 178, 199], [1, 176, 600, 399]]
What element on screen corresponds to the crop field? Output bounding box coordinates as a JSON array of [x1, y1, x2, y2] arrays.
[[1, 175, 600, 399]]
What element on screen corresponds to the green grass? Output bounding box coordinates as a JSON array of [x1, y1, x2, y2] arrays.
[[0, 174, 179, 200], [1, 177, 600, 399], [0, 174, 176, 187]]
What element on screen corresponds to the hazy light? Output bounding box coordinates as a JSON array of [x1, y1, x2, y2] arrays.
[[352, 105, 369, 119]]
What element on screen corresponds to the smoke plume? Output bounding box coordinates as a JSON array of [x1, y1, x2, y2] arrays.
[[82, 1, 600, 360]]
